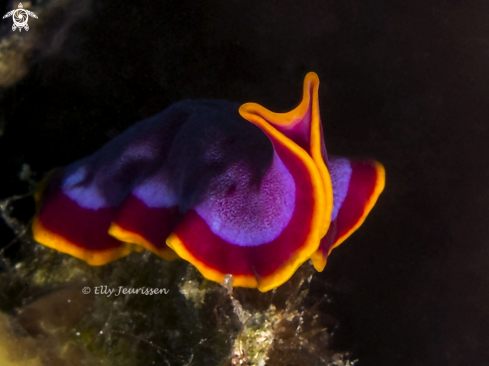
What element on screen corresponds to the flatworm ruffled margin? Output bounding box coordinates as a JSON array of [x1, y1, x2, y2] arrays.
[[31, 73, 384, 292], [167, 115, 328, 292], [239, 72, 334, 239]]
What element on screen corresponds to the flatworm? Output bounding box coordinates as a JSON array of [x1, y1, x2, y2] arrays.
[[32, 73, 385, 292]]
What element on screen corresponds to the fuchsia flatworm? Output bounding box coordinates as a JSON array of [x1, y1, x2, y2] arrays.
[[32, 73, 385, 292]]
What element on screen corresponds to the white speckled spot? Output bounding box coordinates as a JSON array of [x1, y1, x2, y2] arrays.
[[62, 167, 108, 209], [196, 153, 296, 247], [329, 157, 352, 221]]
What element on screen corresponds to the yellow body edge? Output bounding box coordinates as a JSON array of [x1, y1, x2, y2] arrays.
[[32, 216, 133, 265], [33, 169, 57, 210], [167, 99, 327, 292], [240, 104, 326, 291], [31, 73, 381, 290], [109, 223, 179, 261], [311, 161, 386, 271], [240, 72, 316, 128], [310, 251, 327, 272], [167, 233, 259, 288], [237, 72, 334, 239], [307, 72, 334, 239], [33, 170, 134, 265]]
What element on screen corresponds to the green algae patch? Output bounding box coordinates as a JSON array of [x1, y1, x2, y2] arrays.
[[0, 180, 354, 365]]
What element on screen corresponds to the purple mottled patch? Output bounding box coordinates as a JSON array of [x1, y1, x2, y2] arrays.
[[132, 173, 178, 208], [195, 153, 295, 247], [62, 167, 108, 210], [329, 157, 352, 221]]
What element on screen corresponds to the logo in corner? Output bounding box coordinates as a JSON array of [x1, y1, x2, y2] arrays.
[[3, 3, 38, 32]]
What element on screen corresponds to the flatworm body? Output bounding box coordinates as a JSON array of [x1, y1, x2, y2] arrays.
[[33, 73, 385, 292]]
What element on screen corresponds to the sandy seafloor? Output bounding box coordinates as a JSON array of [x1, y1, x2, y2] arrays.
[[1, 0, 489, 365]]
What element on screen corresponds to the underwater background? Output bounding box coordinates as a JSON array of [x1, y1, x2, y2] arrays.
[[1, 0, 489, 365]]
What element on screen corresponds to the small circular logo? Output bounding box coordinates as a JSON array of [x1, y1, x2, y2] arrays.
[[2, 3, 38, 32], [13, 9, 28, 28], [82, 287, 91, 294]]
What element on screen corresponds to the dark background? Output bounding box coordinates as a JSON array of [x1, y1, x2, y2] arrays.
[[1, 0, 489, 365]]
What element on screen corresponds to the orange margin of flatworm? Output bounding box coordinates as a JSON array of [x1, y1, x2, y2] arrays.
[[235, 72, 333, 239], [241, 104, 327, 292], [32, 170, 136, 265], [32, 216, 136, 265], [167, 74, 329, 292], [166, 232, 259, 288], [311, 161, 386, 271], [108, 223, 179, 261], [331, 161, 386, 250], [167, 120, 325, 292]]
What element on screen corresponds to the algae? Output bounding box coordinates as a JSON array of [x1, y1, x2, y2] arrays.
[[0, 183, 354, 365]]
